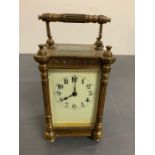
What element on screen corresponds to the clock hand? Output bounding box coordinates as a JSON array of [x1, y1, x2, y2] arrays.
[[73, 82, 76, 92], [73, 76, 77, 93], [60, 89, 78, 102], [60, 94, 73, 101], [72, 85, 77, 96]]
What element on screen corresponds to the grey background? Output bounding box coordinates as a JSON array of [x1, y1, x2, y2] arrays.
[[19, 55, 135, 155]]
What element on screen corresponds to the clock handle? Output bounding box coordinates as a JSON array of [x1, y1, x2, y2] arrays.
[[38, 13, 111, 50], [38, 13, 111, 24]]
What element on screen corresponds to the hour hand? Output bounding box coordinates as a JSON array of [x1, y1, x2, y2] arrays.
[[60, 94, 73, 101]]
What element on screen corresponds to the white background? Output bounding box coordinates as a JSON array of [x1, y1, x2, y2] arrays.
[[19, 0, 134, 55]]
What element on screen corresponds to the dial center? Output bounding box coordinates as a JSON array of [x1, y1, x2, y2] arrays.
[[72, 91, 77, 96]]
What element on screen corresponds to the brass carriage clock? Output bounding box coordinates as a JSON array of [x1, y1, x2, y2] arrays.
[[34, 13, 116, 142]]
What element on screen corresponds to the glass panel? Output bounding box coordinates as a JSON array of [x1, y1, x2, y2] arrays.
[[48, 69, 101, 127]]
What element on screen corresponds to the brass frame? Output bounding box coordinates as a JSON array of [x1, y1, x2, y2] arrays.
[[33, 13, 116, 142]]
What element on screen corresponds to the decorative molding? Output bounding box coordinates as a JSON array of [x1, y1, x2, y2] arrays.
[[47, 57, 101, 68]]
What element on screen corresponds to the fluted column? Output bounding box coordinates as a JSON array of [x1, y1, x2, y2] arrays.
[[39, 63, 56, 142], [92, 45, 114, 141]]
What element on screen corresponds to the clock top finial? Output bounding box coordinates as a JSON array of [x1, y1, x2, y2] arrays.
[[38, 44, 47, 56], [103, 45, 113, 57]]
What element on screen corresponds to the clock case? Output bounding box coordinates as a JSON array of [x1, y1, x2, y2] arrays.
[[34, 13, 116, 142]]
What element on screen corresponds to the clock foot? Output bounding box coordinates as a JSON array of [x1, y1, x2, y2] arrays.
[[92, 130, 103, 141], [44, 131, 56, 142]]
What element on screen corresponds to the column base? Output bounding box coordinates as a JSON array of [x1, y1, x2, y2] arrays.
[[92, 130, 103, 141], [44, 131, 56, 142]]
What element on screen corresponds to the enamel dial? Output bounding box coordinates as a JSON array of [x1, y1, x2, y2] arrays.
[[54, 75, 94, 110], [48, 69, 100, 125]]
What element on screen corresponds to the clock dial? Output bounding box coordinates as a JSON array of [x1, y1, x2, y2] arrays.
[[48, 69, 100, 126], [54, 75, 94, 110]]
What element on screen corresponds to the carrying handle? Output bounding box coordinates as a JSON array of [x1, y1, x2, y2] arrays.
[[38, 13, 111, 49], [38, 13, 111, 24]]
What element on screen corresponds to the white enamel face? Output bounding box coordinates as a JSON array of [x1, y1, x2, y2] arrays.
[[48, 69, 101, 127]]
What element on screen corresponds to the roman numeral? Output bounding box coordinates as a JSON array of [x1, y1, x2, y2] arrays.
[[81, 78, 85, 84], [64, 78, 68, 84], [64, 102, 69, 108], [72, 104, 77, 109], [56, 91, 61, 96], [81, 102, 85, 107], [86, 97, 90, 102], [89, 91, 93, 96], [72, 76, 78, 83], [57, 84, 63, 89], [86, 84, 91, 89]]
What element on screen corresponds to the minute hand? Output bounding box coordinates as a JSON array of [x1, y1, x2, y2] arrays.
[[73, 79, 77, 93], [72, 81, 78, 96], [74, 84, 76, 92]]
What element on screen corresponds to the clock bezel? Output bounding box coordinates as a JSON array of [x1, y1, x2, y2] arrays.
[[34, 44, 116, 142]]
